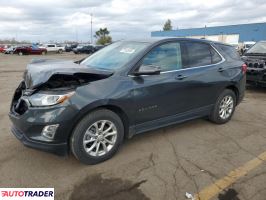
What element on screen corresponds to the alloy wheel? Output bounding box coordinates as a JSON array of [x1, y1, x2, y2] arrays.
[[219, 95, 234, 120], [83, 120, 117, 157]]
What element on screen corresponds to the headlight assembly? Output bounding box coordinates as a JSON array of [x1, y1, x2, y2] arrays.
[[28, 91, 75, 107]]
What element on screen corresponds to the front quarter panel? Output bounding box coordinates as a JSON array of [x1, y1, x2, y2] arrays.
[[70, 75, 135, 126]]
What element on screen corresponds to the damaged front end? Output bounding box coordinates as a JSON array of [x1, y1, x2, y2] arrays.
[[242, 56, 266, 87], [11, 58, 113, 115], [8, 58, 114, 155]]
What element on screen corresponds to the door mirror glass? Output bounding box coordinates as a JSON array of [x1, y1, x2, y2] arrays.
[[133, 65, 161, 76]]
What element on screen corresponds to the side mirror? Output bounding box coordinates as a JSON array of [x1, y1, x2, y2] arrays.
[[133, 65, 161, 76]]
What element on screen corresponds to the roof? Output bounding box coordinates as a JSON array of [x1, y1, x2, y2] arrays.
[[122, 37, 222, 44]]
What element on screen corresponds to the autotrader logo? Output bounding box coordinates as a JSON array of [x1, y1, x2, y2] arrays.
[[0, 188, 54, 199]]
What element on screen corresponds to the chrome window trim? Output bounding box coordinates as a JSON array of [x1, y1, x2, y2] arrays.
[[128, 43, 225, 77]]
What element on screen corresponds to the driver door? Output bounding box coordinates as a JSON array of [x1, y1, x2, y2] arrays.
[[131, 42, 183, 125]]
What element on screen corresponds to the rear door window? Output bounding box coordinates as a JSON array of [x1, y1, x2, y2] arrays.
[[182, 42, 212, 68]]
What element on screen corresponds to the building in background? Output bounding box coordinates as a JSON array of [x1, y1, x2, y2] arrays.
[[151, 22, 266, 45]]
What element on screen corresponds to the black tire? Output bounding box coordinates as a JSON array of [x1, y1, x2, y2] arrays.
[[209, 89, 236, 124], [71, 109, 124, 164]]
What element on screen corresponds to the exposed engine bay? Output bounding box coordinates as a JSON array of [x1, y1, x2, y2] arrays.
[[11, 58, 113, 115]]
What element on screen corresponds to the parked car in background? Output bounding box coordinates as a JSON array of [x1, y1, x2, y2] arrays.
[[0, 45, 5, 53], [73, 45, 95, 54], [242, 41, 266, 87], [9, 38, 246, 164], [239, 41, 256, 55], [65, 44, 78, 52], [13, 45, 47, 56], [4, 46, 16, 54], [43, 44, 64, 53], [93, 45, 105, 52]]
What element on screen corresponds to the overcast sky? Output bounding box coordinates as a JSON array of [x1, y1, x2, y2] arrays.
[[0, 0, 265, 43]]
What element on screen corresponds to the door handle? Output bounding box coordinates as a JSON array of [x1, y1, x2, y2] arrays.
[[175, 74, 188, 80], [218, 67, 225, 72]]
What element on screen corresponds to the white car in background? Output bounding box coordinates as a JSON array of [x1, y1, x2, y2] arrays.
[[43, 44, 64, 53]]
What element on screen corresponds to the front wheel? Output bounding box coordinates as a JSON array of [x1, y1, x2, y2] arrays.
[[209, 89, 236, 124], [71, 109, 124, 164], [18, 51, 23, 56], [41, 51, 47, 55]]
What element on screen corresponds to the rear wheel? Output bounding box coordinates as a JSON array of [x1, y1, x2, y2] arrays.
[[41, 51, 47, 55], [58, 49, 63, 54], [209, 89, 236, 124], [18, 51, 23, 56], [71, 109, 124, 164]]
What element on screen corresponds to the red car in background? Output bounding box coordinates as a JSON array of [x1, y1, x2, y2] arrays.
[[0, 45, 5, 53], [13, 45, 47, 56]]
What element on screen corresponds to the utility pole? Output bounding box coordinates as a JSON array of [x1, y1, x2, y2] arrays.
[[90, 13, 93, 44]]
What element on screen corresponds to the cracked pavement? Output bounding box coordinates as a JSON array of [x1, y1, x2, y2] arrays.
[[0, 53, 266, 200]]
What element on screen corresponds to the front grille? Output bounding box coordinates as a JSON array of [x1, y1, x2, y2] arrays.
[[246, 62, 265, 69], [14, 99, 28, 115], [11, 81, 28, 115]]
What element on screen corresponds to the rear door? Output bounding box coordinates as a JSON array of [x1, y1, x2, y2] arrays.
[[171, 41, 224, 113]]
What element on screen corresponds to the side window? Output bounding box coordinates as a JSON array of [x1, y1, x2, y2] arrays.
[[141, 42, 182, 72], [183, 42, 212, 68], [210, 47, 222, 64], [215, 44, 240, 60]]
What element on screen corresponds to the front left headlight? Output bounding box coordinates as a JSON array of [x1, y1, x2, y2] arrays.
[[28, 91, 75, 107]]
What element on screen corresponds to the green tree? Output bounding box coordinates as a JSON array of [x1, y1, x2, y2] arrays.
[[94, 28, 112, 45], [163, 19, 172, 31]]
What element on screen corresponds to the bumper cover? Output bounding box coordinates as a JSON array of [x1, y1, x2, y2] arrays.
[[11, 125, 68, 156], [246, 68, 266, 85]]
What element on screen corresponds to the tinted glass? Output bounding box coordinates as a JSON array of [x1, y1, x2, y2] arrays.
[[183, 42, 212, 68], [81, 41, 148, 70], [246, 41, 266, 54], [215, 44, 240, 60], [142, 42, 182, 72], [210, 47, 222, 63]]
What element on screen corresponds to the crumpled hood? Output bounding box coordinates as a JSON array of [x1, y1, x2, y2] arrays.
[[23, 59, 113, 89]]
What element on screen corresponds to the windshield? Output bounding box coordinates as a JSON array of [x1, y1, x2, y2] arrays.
[[246, 41, 266, 54], [245, 44, 253, 49], [81, 41, 149, 70]]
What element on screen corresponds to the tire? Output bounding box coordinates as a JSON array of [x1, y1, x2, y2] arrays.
[[209, 89, 236, 124], [71, 109, 124, 165], [18, 51, 23, 56], [58, 49, 63, 54], [41, 51, 47, 55]]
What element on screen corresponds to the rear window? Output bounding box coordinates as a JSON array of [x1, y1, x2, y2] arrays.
[[210, 47, 222, 63], [215, 43, 240, 60]]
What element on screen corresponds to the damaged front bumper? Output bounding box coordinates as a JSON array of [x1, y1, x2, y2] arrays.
[[10, 125, 68, 156], [9, 86, 80, 156], [246, 68, 266, 86]]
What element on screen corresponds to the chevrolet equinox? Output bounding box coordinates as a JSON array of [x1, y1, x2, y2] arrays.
[[9, 38, 246, 164]]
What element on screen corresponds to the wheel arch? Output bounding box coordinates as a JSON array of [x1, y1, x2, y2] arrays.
[[225, 85, 239, 104], [67, 104, 130, 151]]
